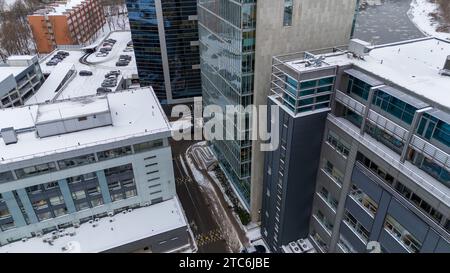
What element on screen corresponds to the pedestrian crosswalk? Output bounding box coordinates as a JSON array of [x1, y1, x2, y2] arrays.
[[176, 177, 192, 185], [195, 229, 224, 247]]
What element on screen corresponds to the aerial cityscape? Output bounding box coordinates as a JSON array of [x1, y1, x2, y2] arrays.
[[0, 0, 449, 259]]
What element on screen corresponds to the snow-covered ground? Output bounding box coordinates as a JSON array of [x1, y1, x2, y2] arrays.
[[409, 0, 450, 40]]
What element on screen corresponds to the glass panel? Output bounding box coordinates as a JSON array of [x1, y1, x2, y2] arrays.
[[283, 0, 293, 26]]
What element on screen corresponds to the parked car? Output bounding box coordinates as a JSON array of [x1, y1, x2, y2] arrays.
[[119, 55, 131, 60], [104, 74, 117, 79], [116, 61, 129, 67], [103, 78, 117, 84], [46, 61, 58, 66], [99, 48, 112, 53], [79, 70, 93, 76], [97, 87, 112, 93], [96, 52, 108, 57], [56, 51, 69, 56], [101, 82, 116, 88]]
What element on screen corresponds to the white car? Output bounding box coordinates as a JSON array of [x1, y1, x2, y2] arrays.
[[96, 52, 108, 57]]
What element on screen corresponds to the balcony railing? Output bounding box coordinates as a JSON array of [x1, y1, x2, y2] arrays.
[[328, 114, 450, 206]]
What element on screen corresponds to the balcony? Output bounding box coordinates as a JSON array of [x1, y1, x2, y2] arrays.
[[328, 114, 450, 207]]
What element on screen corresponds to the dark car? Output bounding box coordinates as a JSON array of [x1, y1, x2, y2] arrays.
[[119, 55, 131, 60], [46, 61, 58, 66], [57, 51, 69, 56], [99, 48, 112, 53], [101, 82, 116, 88], [97, 87, 112, 93], [79, 70, 93, 76], [116, 61, 128, 67]]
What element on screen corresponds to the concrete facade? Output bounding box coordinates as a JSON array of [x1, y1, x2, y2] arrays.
[[251, 0, 358, 222]]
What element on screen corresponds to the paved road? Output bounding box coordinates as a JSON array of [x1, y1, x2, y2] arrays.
[[172, 142, 229, 253], [165, 102, 229, 252]]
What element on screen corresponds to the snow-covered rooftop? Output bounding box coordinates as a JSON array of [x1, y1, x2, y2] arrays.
[[287, 38, 450, 110], [0, 87, 171, 164], [0, 66, 27, 84], [0, 197, 188, 253], [25, 63, 75, 104], [36, 96, 109, 124], [44, 0, 85, 16], [6, 55, 35, 61], [34, 31, 137, 102]]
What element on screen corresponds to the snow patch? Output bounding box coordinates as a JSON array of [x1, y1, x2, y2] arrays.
[[409, 0, 450, 41]]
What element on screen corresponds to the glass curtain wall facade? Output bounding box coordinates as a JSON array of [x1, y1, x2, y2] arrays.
[[127, 0, 164, 98], [198, 0, 257, 205], [163, 0, 201, 100], [126, 0, 201, 102]]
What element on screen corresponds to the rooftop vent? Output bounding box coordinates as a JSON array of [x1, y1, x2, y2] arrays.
[[440, 55, 450, 76], [348, 39, 372, 59], [1, 127, 18, 145]]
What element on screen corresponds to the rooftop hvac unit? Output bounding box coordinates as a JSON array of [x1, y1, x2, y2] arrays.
[[348, 39, 371, 59], [108, 211, 114, 217], [289, 242, 302, 253], [128, 208, 133, 213], [440, 55, 450, 76], [297, 239, 314, 252], [122, 210, 127, 214], [94, 218, 99, 222], [21, 238, 28, 242], [36, 232, 43, 238], [88, 220, 94, 224], [73, 223, 80, 228], [109, 218, 115, 223], [69, 231, 76, 237], [1, 127, 18, 145]]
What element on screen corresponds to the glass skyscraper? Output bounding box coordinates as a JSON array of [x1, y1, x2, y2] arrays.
[[198, 0, 257, 205], [126, 0, 201, 103]]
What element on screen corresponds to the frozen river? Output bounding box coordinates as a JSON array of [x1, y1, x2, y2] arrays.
[[353, 0, 425, 44]]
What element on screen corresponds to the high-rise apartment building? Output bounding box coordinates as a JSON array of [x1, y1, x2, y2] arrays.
[[28, 0, 105, 54], [126, 0, 201, 103], [199, 0, 358, 219], [0, 88, 192, 253], [262, 37, 450, 253]]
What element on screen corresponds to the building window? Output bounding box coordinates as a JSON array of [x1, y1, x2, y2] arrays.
[[314, 210, 334, 234], [323, 160, 344, 185], [326, 130, 351, 157], [72, 190, 86, 200], [394, 182, 443, 224], [133, 140, 163, 153], [58, 154, 96, 169], [318, 185, 338, 210], [372, 90, 417, 125], [384, 215, 422, 253], [97, 146, 132, 161], [311, 229, 328, 252], [15, 162, 57, 179], [349, 184, 378, 216], [338, 235, 356, 253], [0, 207, 11, 219], [343, 210, 370, 243], [417, 113, 450, 148], [283, 0, 293, 26], [49, 195, 64, 206]]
